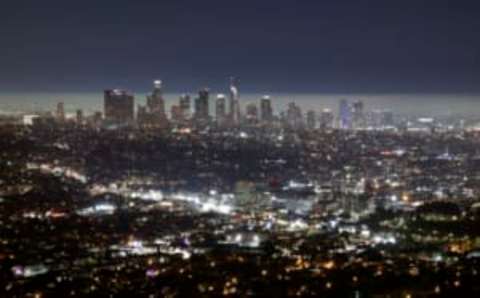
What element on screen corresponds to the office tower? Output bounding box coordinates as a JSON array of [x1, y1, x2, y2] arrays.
[[369, 109, 394, 129], [320, 108, 334, 130], [245, 102, 259, 125], [104, 89, 135, 125], [306, 110, 316, 130], [352, 100, 365, 129], [286, 102, 303, 129], [215, 94, 227, 125], [194, 88, 210, 123], [137, 104, 148, 127], [56, 102, 65, 122], [146, 80, 168, 127], [179, 94, 191, 120], [76, 109, 83, 125], [229, 77, 241, 125], [260, 95, 273, 124], [339, 99, 352, 129], [170, 104, 183, 123], [147, 80, 166, 115]]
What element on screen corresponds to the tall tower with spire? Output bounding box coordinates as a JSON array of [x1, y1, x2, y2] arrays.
[[229, 77, 241, 125], [146, 80, 168, 127]]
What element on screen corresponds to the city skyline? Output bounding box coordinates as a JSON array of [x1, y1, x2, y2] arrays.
[[2, 1, 480, 297], [10, 78, 475, 133]]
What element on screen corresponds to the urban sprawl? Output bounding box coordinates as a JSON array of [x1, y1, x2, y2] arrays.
[[1, 79, 480, 297]]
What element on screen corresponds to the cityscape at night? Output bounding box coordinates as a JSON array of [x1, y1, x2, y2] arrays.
[[2, 1, 480, 297]]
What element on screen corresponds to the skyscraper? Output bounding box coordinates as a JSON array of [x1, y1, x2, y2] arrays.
[[286, 102, 303, 129], [260, 95, 273, 124], [179, 94, 191, 120], [320, 108, 334, 130], [229, 77, 241, 125], [146, 80, 168, 127], [339, 99, 352, 129], [170, 104, 183, 124], [216, 94, 227, 126], [194, 88, 210, 124], [104, 89, 135, 125], [245, 102, 259, 125], [136, 104, 148, 127], [306, 110, 316, 130], [352, 100, 365, 129]]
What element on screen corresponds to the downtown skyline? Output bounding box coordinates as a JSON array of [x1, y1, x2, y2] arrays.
[[3, 2, 480, 296]]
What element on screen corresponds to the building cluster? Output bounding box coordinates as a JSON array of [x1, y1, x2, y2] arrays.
[[3, 79, 475, 135], [101, 80, 366, 131], [1, 80, 480, 297]]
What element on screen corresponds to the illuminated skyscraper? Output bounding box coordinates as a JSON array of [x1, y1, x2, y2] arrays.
[[216, 94, 227, 125], [170, 104, 183, 123], [104, 89, 135, 125], [245, 102, 259, 125], [229, 77, 241, 125], [194, 88, 210, 124], [179, 94, 191, 120], [147, 80, 165, 114], [136, 104, 148, 127], [146, 80, 168, 127], [352, 100, 365, 129], [306, 110, 316, 130], [286, 102, 303, 129], [339, 99, 352, 129], [260, 95, 273, 124], [320, 108, 334, 130]]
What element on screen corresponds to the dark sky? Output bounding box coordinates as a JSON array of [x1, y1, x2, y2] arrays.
[[1, 0, 479, 93]]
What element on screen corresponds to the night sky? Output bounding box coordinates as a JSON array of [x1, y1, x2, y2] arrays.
[[1, 0, 480, 93]]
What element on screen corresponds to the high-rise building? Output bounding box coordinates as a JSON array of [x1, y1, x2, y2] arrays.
[[215, 94, 227, 125], [320, 108, 334, 130], [245, 102, 259, 125], [179, 94, 191, 120], [286, 102, 303, 129], [137, 105, 148, 127], [170, 104, 183, 123], [194, 88, 210, 124], [352, 100, 365, 129], [339, 99, 352, 129], [306, 110, 316, 130], [146, 80, 168, 127], [147, 80, 165, 115], [104, 89, 135, 125], [260, 95, 273, 124], [229, 77, 240, 125], [56, 102, 65, 122]]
